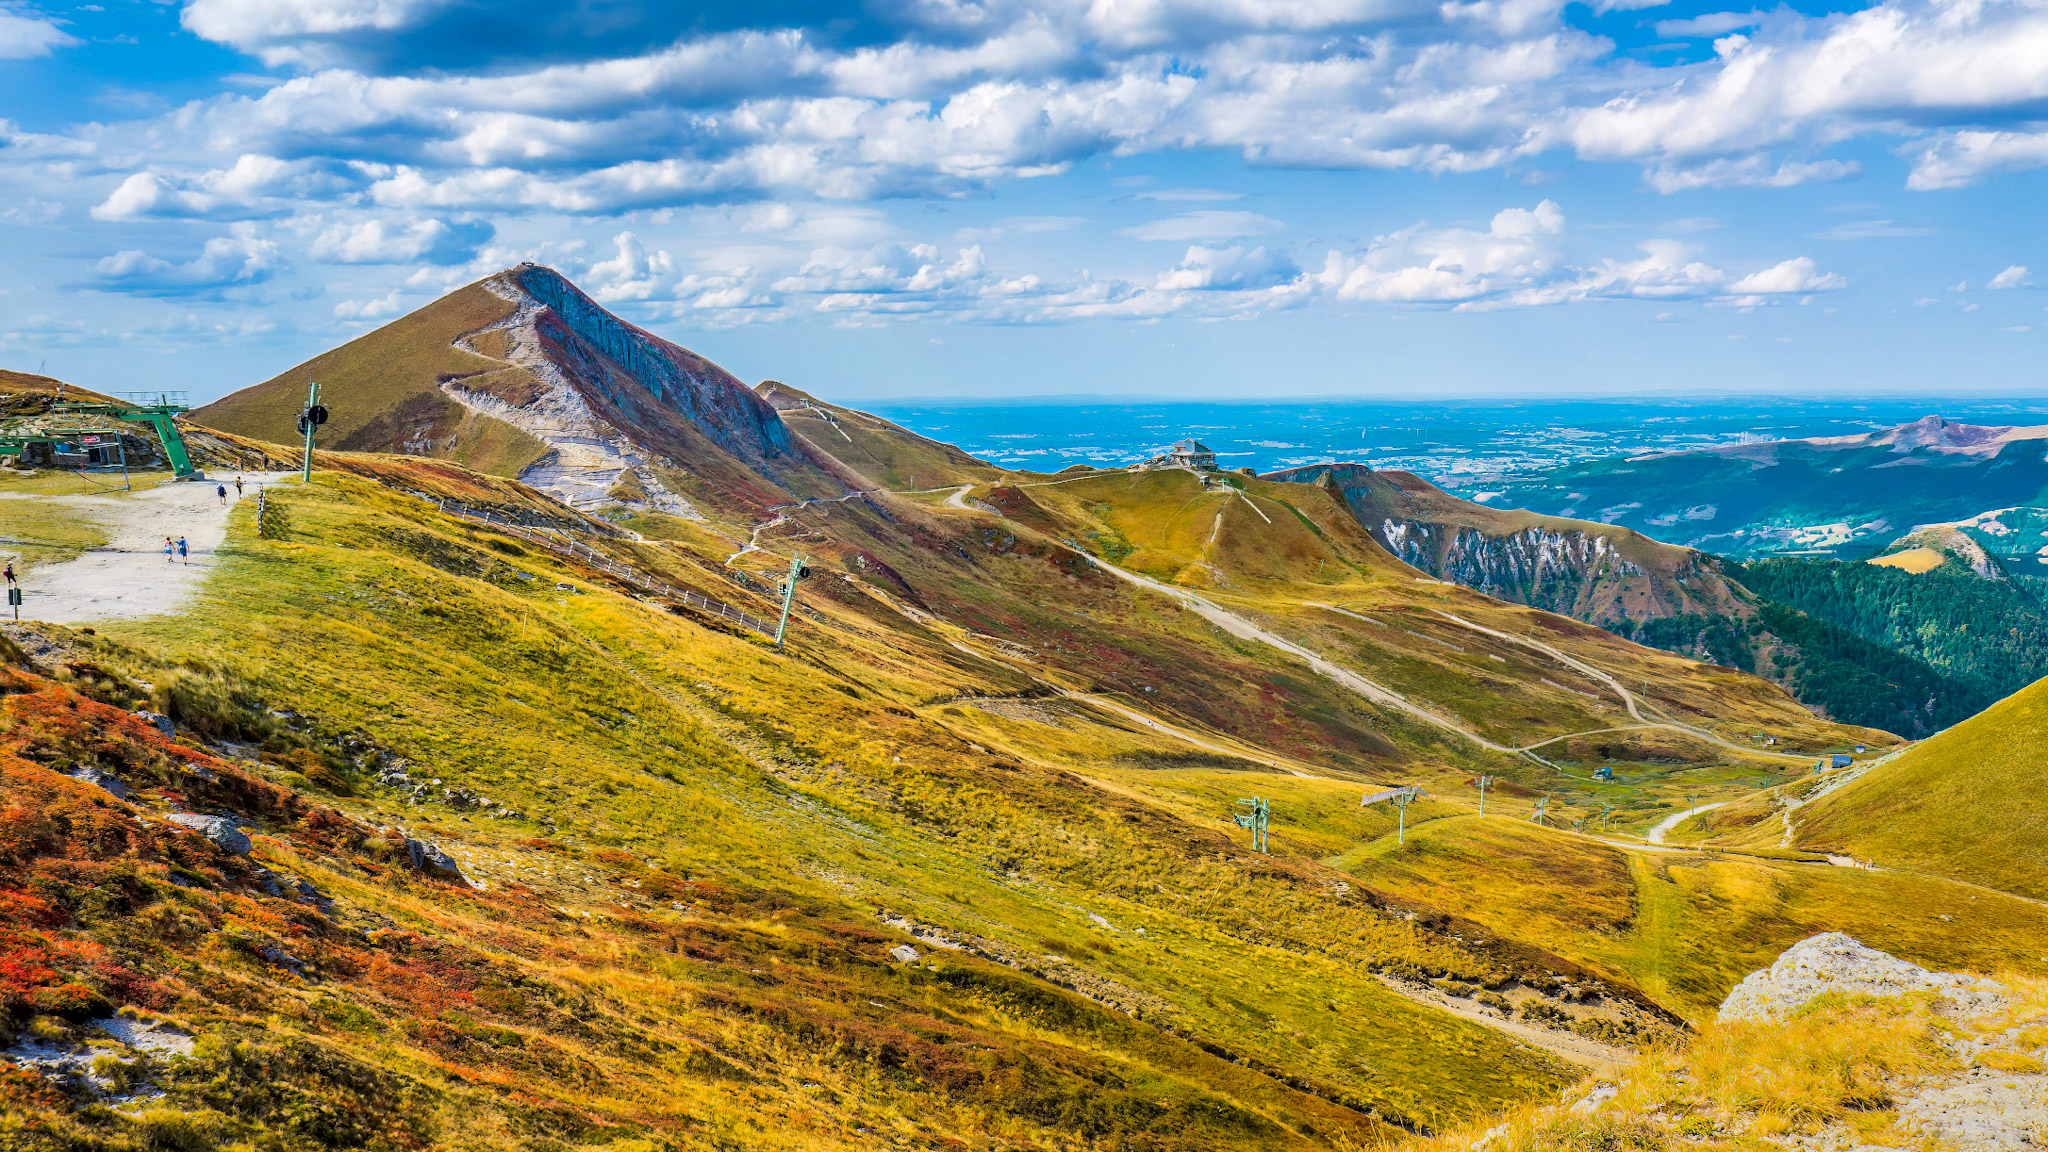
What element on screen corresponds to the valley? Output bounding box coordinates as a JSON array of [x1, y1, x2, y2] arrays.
[[3, 271, 2048, 1152]]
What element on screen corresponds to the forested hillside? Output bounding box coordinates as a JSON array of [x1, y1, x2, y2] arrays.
[[1608, 601, 1984, 737], [1732, 557, 2048, 703]]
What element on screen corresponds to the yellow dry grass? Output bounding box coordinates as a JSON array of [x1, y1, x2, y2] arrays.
[[1867, 547, 1945, 574]]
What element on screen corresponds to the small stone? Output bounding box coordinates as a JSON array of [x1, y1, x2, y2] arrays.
[[889, 944, 920, 964]]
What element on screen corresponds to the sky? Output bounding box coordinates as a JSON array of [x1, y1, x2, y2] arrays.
[[2, 0, 2047, 405]]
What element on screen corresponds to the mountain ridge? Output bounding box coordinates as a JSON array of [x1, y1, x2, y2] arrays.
[[194, 265, 853, 522]]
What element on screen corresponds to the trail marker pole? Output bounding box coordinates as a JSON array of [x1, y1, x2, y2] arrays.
[[1477, 774, 1493, 816]]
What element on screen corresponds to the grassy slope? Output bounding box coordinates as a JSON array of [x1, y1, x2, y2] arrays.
[[1333, 813, 2048, 1023], [190, 283, 548, 478], [64, 470, 1646, 1143], [1789, 675, 2048, 900], [756, 382, 1001, 491], [2, 385, 1951, 1148]]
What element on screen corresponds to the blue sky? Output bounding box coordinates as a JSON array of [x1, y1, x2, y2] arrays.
[[1, 0, 2046, 404]]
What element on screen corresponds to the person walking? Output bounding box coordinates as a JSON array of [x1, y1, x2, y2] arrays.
[[234, 476, 243, 496], [177, 536, 188, 565], [3, 562, 15, 587], [216, 482, 228, 506], [164, 536, 175, 564]]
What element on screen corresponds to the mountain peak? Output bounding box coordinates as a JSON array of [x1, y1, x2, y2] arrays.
[[195, 268, 846, 520], [1871, 414, 2013, 452]]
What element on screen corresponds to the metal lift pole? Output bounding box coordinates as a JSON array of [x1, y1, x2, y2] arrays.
[[300, 378, 321, 482], [774, 552, 807, 649]]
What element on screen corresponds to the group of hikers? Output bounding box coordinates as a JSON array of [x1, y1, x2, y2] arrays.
[[166, 476, 248, 564]]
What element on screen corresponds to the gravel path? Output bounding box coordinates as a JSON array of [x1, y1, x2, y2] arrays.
[[15, 473, 289, 623]]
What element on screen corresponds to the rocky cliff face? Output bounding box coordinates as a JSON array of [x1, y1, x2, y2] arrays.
[[505, 266, 798, 468], [1267, 462, 1745, 627], [444, 265, 845, 516], [1380, 520, 1650, 621]]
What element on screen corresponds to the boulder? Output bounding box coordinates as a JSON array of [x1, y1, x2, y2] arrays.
[[69, 767, 130, 800], [166, 814, 251, 856], [404, 837, 471, 885], [888, 944, 920, 964], [1718, 932, 2003, 1022]]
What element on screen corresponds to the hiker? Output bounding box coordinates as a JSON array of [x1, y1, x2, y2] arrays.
[[164, 537, 174, 564], [217, 482, 228, 506], [177, 536, 188, 565], [3, 562, 15, 587], [234, 476, 243, 496]]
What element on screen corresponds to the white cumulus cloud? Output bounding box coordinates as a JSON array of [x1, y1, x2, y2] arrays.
[[1726, 256, 1845, 295], [0, 6, 78, 59], [90, 226, 281, 296], [309, 215, 493, 264]]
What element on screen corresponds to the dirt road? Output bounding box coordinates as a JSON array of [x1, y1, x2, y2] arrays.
[[16, 473, 287, 623]]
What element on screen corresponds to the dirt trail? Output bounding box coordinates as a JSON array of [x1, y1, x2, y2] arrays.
[[13, 474, 289, 623], [1432, 609, 1819, 765], [1065, 548, 1517, 751], [1370, 974, 1635, 1072], [1646, 802, 1731, 845]]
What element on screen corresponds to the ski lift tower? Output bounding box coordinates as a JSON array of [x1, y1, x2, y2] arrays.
[[1232, 797, 1269, 853], [1361, 784, 1425, 846]]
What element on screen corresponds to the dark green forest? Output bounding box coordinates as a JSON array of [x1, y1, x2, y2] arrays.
[[1610, 600, 1984, 738], [1732, 557, 2048, 702]]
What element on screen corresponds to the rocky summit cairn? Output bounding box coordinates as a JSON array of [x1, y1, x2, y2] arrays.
[[1718, 932, 2003, 1022]]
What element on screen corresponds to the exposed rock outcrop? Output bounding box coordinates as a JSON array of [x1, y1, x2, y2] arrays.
[[1717, 932, 2003, 1022]]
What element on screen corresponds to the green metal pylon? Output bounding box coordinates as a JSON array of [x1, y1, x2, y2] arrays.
[[774, 552, 808, 649], [1232, 797, 1268, 853]]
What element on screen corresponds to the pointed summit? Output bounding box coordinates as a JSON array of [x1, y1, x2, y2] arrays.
[[1873, 414, 2012, 453], [194, 267, 847, 519]]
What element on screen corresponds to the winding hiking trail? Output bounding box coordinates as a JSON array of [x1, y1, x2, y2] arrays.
[[1430, 609, 1819, 764], [928, 489, 1837, 772], [1064, 549, 1519, 751], [1646, 802, 1731, 845], [12, 473, 288, 624]]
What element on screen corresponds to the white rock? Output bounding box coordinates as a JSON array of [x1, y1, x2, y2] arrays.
[[888, 944, 919, 964], [1718, 933, 2003, 1023], [1570, 1083, 1618, 1114]]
